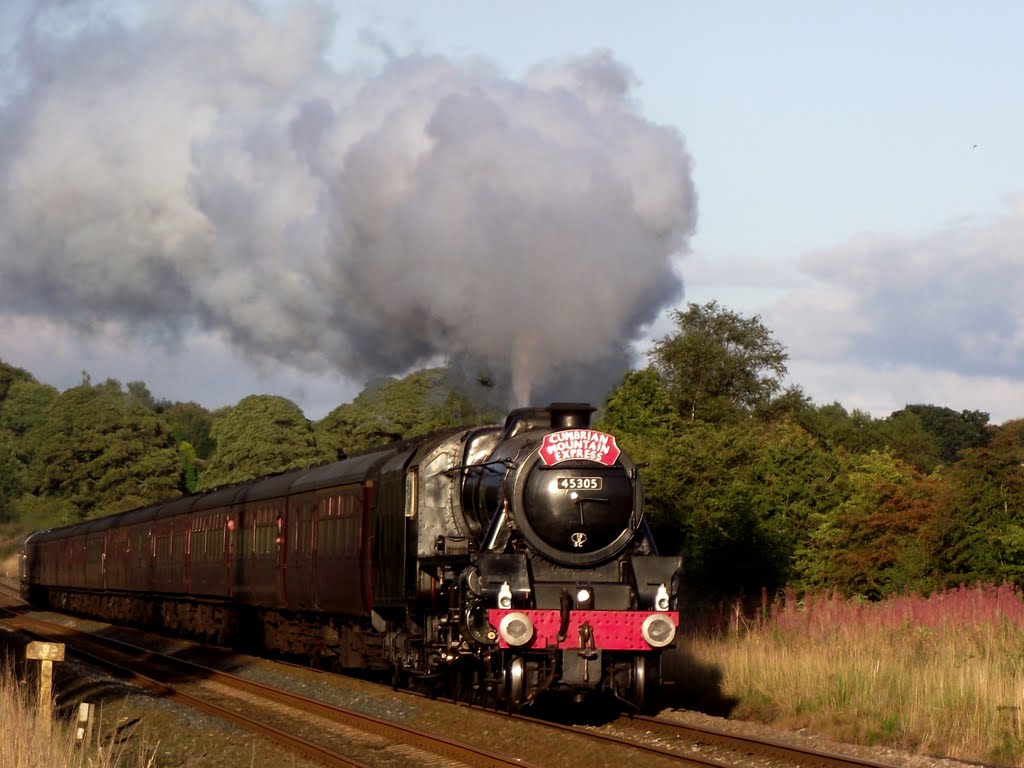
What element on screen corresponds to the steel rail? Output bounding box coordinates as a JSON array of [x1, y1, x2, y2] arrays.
[[617, 715, 901, 768], [0, 608, 540, 768], [270, 649, 904, 768], [404, 683, 905, 768]]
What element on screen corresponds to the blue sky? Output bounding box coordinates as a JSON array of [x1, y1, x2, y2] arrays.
[[1, 1, 1021, 423], [343, 2, 1018, 241]]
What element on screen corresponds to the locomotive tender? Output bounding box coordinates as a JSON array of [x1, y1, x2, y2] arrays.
[[21, 403, 681, 710]]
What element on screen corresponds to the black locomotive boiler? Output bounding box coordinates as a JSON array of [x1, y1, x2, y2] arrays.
[[21, 403, 682, 710]]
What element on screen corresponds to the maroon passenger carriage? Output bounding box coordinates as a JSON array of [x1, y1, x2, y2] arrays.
[[21, 403, 682, 711]]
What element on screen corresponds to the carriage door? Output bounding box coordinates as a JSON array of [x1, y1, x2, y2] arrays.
[[286, 495, 316, 611], [225, 515, 237, 599]]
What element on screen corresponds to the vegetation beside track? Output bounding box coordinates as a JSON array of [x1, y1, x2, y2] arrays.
[[0, 659, 154, 768], [686, 585, 1024, 766]]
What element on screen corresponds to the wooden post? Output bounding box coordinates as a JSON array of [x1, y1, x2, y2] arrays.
[[26, 641, 65, 724]]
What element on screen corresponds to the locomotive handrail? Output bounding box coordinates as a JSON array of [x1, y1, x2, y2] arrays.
[[442, 457, 517, 477]]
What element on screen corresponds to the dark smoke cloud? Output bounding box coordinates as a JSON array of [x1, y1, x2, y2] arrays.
[[0, 0, 697, 407]]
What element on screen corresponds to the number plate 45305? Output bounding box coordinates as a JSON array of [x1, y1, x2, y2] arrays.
[[556, 477, 603, 491]]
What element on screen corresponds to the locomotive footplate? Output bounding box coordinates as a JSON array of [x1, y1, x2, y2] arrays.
[[488, 609, 678, 650]]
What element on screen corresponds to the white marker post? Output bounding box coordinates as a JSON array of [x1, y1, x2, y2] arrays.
[[76, 702, 96, 748], [25, 641, 65, 724]]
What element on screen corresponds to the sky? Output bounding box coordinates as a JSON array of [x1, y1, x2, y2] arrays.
[[0, 0, 1021, 424]]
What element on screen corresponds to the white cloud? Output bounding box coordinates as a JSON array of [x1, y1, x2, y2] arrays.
[[787, 358, 1020, 424], [783, 206, 1024, 375], [763, 200, 1024, 422]]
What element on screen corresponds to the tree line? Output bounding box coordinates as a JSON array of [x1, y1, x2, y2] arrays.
[[1, 301, 1019, 605], [0, 367, 491, 528]]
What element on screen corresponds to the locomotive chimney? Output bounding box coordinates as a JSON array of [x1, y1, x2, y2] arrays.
[[547, 403, 595, 430]]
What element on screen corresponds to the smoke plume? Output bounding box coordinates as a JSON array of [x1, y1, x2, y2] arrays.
[[0, 0, 697, 407]]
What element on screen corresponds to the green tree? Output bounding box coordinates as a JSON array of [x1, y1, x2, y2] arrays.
[[603, 385, 841, 602], [667, 420, 842, 600], [317, 368, 491, 458], [0, 378, 59, 522], [0, 360, 34, 403], [650, 301, 791, 423], [126, 380, 157, 410], [598, 367, 683, 436], [178, 441, 199, 494], [200, 395, 331, 489], [873, 410, 943, 473], [797, 402, 880, 454], [935, 420, 1024, 586], [796, 450, 945, 598], [797, 403, 948, 473], [25, 379, 181, 519], [160, 401, 216, 458], [897, 404, 992, 465], [0, 378, 59, 437], [0, 432, 24, 523], [600, 364, 842, 602]]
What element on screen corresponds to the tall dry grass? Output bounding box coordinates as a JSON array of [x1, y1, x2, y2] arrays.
[[0, 658, 154, 768], [685, 585, 1024, 766]]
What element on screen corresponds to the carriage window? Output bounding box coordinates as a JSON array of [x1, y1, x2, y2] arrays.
[[316, 518, 332, 556], [251, 503, 279, 558], [255, 523, 271, 557], [208, 527, 224, 558], [297, 514, 313, 554], [239, 523, 252, 556]]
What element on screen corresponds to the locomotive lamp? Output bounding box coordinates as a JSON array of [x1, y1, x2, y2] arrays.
[[498, 612, 535, 646], [498, 581, 513, 609], [655, 583, 670, 611], [641, 614, 676, 648]]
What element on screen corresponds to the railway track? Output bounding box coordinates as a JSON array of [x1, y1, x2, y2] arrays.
[[1, 605, 908, 768], [404, 685, 903, 768], [258, 634, 906, 768], [0, 606, 542, 768], [581, 715, 901, 768]]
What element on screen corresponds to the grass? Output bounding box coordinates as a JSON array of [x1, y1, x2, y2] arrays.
[[0, 657, 155, 768], [684, 585, 1024, 766]]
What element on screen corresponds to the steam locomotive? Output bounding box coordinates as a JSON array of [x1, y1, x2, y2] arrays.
[[20, 403, 681, 710]]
